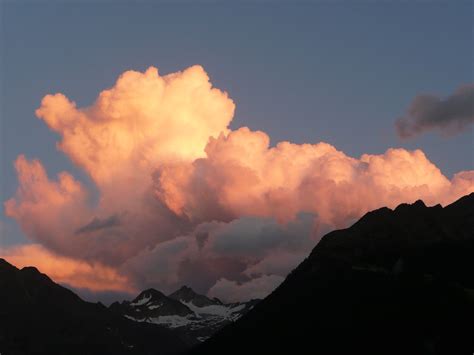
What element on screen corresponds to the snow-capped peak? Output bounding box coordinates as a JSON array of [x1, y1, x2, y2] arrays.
[[111, 286, 260, 344]]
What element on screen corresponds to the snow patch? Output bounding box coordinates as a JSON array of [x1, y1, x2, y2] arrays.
[[124, 315, 143, 322], [148, 303, 162, 310], [130, 295, 151, 306], [149, 315, 195, 328], [183, 301, 246, 318]]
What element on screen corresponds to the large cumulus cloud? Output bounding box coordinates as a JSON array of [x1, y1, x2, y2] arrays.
[[3, 65, 473, 302], [155, 127, 468, 227]]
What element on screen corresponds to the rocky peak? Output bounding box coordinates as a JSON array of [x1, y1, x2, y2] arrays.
[[131, 288, 167, 305], [115, 288, 193, 319], [169, 285, 217, 307], [169, 285, 197, 300], [0, 258, 18, 273]]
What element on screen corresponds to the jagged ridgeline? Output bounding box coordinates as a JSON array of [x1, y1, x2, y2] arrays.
[[192, 193, 474, 355], [0, 260, 189, 355]]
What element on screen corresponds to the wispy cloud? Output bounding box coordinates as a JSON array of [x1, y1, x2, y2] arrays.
[[76, 215, 121, 234]]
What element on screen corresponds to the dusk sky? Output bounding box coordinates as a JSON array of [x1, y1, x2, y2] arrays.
[[1, 1, 473, 302]]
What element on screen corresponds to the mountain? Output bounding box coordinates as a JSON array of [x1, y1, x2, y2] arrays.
[[110, 286, 259, 343], [0, 259, 189, 355], [110, 288, 195, 319], [191, 193, 474, 355], [169, 286, 222, 307]]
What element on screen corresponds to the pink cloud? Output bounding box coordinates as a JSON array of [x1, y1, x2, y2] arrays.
[[4, 65, 474, 300], [0, 244, 133, 293]]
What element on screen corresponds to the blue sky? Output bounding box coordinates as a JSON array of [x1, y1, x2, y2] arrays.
[[1, 1, 473, 246]]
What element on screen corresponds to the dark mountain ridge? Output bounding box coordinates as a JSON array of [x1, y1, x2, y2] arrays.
[[192, 194, 474, 355], [169, 286, 223, 307], [0, 260, 189, 355]]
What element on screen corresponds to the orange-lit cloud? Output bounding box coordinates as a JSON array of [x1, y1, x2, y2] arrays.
[[0, 244, 133, 293], [35, 66, 234, 188], [4, 65, 474, 301], [155, 127, 472, 226], [4, 155, 89, 255]]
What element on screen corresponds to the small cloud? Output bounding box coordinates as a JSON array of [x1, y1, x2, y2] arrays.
[[208, 275, 284, 303], [76, 214, 121, 234], [396, 83, 474, 138]]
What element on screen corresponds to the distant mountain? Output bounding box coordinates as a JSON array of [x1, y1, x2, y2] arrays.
[[0, 259, 189, 355], [110, 286, 258, 344], [111, 288, 194, 319], [192, 193, 474, 355], [169, 286, 222, 307]]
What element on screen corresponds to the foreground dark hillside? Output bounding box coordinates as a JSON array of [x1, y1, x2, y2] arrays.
[[0, 260, 189, 355], [192, 193, 474, 355]]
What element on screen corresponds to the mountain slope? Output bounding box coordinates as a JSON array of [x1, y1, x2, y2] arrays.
[[169, 286, 221, 307], [110, 286, 258, 343], [0, 260, 189, 355], [110, 288, 195, 320], [192, 194, 474, 355]]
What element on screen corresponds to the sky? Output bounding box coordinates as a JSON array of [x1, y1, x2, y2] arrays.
[[0, 1, 473, 303]]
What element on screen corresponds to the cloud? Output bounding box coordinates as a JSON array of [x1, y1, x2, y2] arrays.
[[35, 65, 234, 187], [76, 214, 121, 234], [243, 250, 308, 278], [155, 128, 470, 226], [4, 155, 90, 257], [396, 84, 474, 138], [0, 244, 133, 293], [4, 65, 474, 301], [208, 275, 285, 303], [207, 213, 317, 259], [121, 213, 317, 297]]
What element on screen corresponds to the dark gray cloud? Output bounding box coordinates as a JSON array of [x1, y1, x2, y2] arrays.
[[75, 215, 121, 234], [195, 231, 209, 250], [396, 84, 474, 138], [121, 213, 319, 301]]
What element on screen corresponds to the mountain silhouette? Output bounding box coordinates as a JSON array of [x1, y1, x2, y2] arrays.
[[191, 193, 474, 355], [0, 260, 189, 355]]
